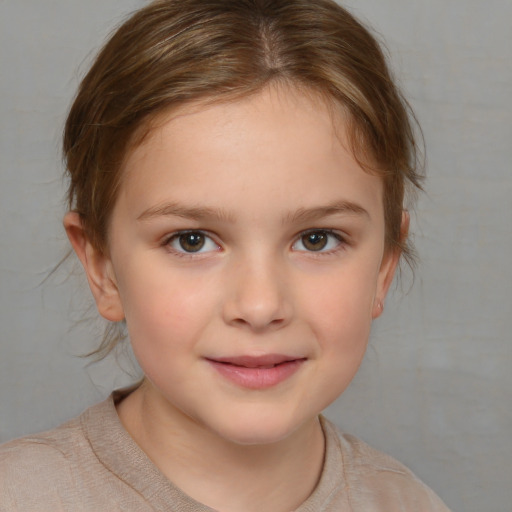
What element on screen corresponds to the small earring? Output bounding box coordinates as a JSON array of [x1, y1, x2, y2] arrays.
[[376, 300, 384, 312]]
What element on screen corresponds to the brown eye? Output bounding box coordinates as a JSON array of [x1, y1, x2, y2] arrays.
[[301, 231, 329, 251], [177, 232, 205, 252], [167, 231, 220, 255], [292, 230, 343, 253]]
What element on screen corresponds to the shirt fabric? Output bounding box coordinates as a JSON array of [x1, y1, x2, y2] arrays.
[[0, 390, 451, 511]]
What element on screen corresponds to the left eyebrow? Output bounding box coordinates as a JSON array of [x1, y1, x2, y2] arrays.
[[137, 201, 235, 223], [285, 200, 370, 224]]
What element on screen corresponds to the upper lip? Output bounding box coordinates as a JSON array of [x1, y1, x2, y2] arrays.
[[206, 354, 305, 368]]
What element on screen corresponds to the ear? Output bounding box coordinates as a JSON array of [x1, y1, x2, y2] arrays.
[[63, 212, 125, 322], [372, 210, 410, 319]]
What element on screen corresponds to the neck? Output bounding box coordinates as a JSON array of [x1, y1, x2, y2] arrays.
[[117, 383, 325, 512]]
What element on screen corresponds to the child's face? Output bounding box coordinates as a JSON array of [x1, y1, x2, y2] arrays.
[[86, 86, 399, 444]]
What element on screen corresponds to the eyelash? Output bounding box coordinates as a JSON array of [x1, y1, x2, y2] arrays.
[[162, 229, 347, 257], [162, 230, 220, 257], [291, 229, 346, 255]]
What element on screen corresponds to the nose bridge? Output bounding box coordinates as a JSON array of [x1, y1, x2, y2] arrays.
[[223, 248, 292, 331]]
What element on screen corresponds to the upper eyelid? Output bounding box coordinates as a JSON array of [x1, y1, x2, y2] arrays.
[[164, 229, 217, 243], [295, 228, 346, 241], [163, 230, 222, 257], [291, 229, 348, 252]]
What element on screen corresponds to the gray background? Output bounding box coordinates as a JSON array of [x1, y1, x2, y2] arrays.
[[1, 1, 511, 511]]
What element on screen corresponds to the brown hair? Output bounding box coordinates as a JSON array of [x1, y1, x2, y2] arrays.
[[64, 0, 423, 357]]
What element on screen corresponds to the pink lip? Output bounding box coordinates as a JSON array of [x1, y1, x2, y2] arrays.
[[206, 355, 306, 390]]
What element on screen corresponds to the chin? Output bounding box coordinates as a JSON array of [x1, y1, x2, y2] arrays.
[[211, 411, 312, 447]]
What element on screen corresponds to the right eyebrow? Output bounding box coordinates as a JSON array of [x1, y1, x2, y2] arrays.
[[284, 200, 370, 224], [137, 201, 235, 223]]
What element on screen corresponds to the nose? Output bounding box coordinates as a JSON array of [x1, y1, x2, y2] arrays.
[[222, 254, 293, 332]]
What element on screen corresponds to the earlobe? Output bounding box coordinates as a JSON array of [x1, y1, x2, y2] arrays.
[[63, 212, 125, 322], [372, 210, 410, 319]]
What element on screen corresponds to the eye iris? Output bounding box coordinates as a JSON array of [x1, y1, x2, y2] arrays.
[[303, 232, 328, 251], [179, 232, 205, 252]]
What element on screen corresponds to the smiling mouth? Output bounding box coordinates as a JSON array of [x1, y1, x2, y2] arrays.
[[206, 355, 307, 389]]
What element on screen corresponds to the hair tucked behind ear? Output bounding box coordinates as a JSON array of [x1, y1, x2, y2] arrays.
[[64, 0, 423, 358]]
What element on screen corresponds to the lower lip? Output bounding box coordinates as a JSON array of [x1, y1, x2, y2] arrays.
[[207, 359, 305, 390]]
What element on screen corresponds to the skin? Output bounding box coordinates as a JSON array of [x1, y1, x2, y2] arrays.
[[64, 85, 405, 512]]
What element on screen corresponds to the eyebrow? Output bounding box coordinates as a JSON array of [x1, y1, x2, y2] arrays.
[[137, 199, 369, 224], [137, 202, 235, 222], [285, 200, 370, 224]]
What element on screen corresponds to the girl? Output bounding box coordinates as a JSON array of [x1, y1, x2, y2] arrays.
[[0, 1, 451, 510]]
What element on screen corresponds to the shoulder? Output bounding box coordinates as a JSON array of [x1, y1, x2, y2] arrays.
[[321, 417, 451, 511], [1, 414, 82, 466], [0, 418, 84, 509], [0, 397, 121, 511]]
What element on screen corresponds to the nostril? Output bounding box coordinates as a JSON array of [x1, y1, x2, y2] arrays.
[[221, 266, 292, 331], [228, 314, 288, 332]]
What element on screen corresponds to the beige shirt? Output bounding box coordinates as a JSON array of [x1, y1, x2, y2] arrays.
[[0, 391, 451, 511]]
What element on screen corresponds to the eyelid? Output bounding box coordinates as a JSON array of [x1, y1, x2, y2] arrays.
[[163, 229, 221, 255], [292, 228, 347, 253]]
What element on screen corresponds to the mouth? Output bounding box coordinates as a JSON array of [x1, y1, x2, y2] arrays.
[[205, 355, 307, 389]]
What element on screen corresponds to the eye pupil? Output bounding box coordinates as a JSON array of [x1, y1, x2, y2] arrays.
[[302, 232, 328, 251], [179, 232, 205, 252]]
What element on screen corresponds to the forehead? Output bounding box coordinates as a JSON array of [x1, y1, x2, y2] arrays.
[[125, 85, 352, 166], [116, 85, 384, 220]]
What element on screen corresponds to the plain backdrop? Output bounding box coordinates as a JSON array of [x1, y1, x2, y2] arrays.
[[1, 1, 511, 511]]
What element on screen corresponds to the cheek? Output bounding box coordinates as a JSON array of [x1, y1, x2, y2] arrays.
[[305, 275, 375, 408], [302, 266, 377, 341], [118, 269, 216, 356], [123, 282, 209, 390]]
